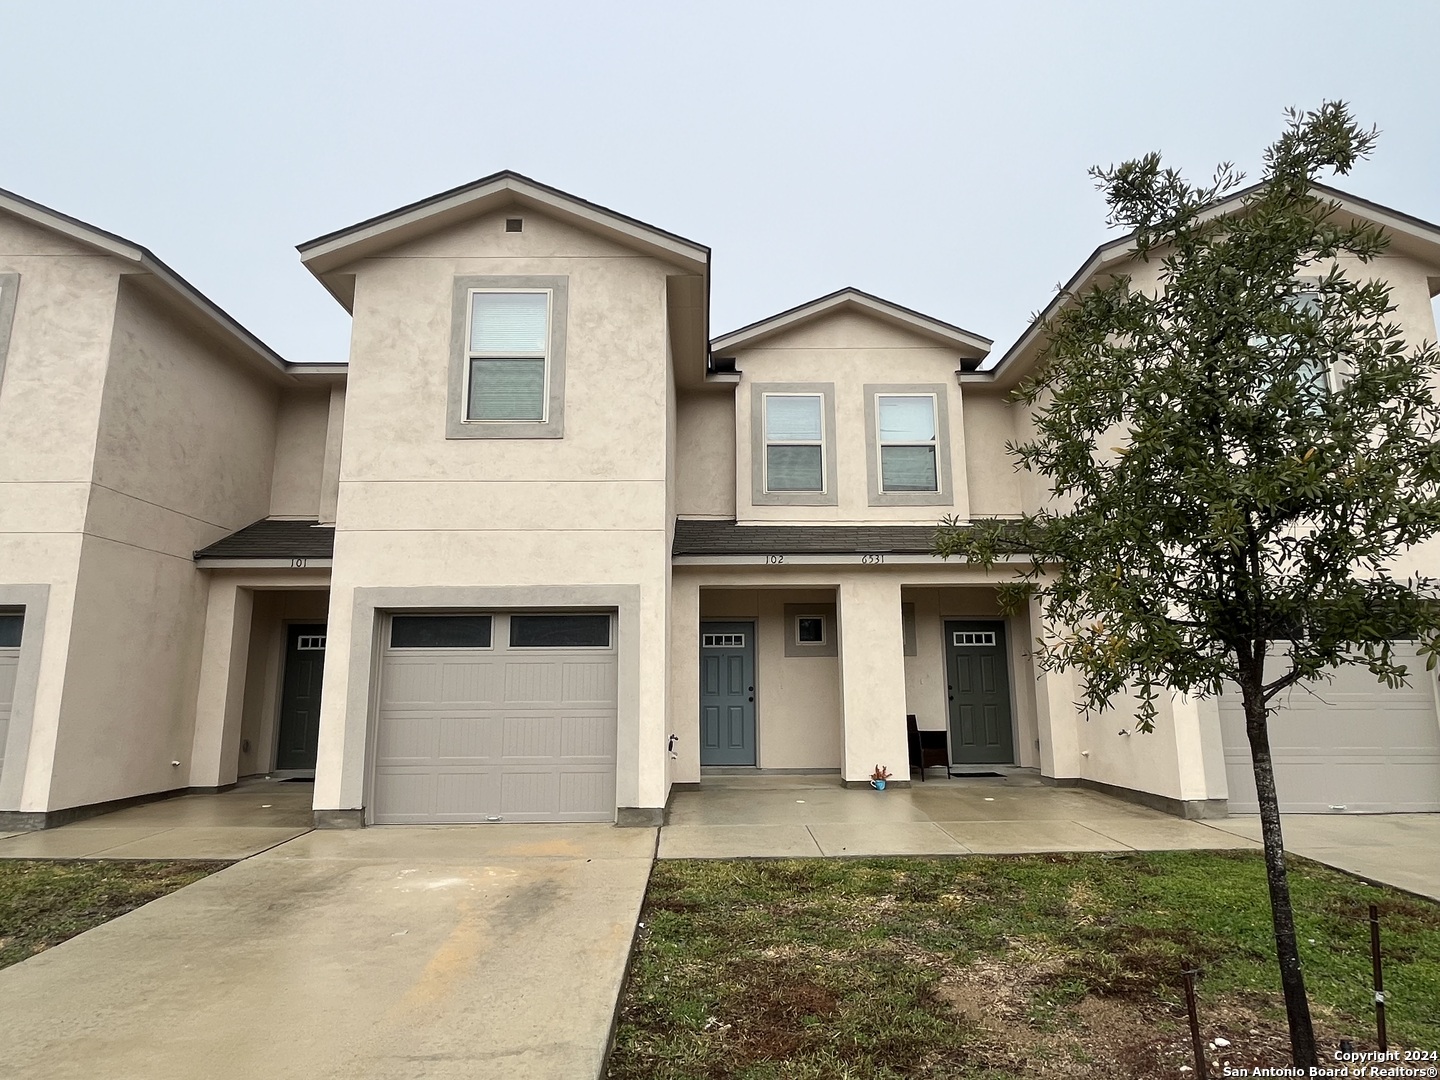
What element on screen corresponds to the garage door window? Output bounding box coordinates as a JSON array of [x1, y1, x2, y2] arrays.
[[0, 614, 20, 648], [390, 615, 493, 649], [509, 614, 611, 649]]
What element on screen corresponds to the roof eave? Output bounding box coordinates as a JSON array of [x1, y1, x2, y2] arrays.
[[712, 287, 992, 356], [296, 171, 710, 284]]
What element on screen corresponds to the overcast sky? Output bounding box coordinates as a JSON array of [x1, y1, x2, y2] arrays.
[[3, 1, 1437, 363]]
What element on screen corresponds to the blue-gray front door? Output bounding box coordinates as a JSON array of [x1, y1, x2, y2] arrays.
[[945, 620, 1015, 766], [700, 621, 755, 766]]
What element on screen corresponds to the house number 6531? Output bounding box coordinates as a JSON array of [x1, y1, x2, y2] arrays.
[[861, 554, 884, 565]]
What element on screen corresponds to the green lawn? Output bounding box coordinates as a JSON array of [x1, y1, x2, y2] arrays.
[[609, 852, 1440, 1080], [0, 859, 229, 970]]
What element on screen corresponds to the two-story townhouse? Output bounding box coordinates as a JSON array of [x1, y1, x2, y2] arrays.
[[0, 188, 341, 827], [2, 173, 1437, 831]]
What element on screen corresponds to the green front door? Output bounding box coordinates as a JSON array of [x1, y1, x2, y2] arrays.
[[945, 620, 1015, 766], [275, 624, 326, 772], [699, 621, 756, 766]]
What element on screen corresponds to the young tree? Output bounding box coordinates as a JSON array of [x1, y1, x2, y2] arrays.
[[935, 103, 1440, 1066]]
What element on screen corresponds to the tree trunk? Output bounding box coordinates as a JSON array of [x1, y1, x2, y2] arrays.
[[1243, 683, 1318, 1067]]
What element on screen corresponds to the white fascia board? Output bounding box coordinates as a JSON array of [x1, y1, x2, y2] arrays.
[[298, 176, 709, 274], [713, 289, 992, 354], [671, 554, 1031, 567], [195, 558, 334, 569]]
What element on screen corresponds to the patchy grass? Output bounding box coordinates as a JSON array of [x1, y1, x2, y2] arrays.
[[608, 852, 1440, 1079], [0, 859, 229, 970]]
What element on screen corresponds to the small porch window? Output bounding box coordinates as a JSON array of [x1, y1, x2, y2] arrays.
[[795, 616, 826, 645]]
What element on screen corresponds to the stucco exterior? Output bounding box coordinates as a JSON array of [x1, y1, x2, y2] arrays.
[[3, 173, 1438, 827]]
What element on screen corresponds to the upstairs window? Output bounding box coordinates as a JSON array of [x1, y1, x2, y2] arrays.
[[465, 290, 551, 421], [763, 393, 826, 492], [876, 394, 939, 492]]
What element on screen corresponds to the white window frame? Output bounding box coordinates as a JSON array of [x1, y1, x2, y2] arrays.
[[702, 632, 746, 648], [762, 392, 827, 494], [462, 288, 553, 424], [875, 392, 940, 494], [794, 615, 826, 647]]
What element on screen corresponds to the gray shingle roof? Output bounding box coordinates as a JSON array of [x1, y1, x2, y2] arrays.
[[673, 519, 947, 556], [194, 519, 336, 561]]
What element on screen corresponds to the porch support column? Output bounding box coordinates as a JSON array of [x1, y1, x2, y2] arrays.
[[837, 576, 909, 785], [1031, 594, 1083, 781], [668, 576, 701, 786], [189, 577, 253, 790], [1171, 693, 1229, 815]]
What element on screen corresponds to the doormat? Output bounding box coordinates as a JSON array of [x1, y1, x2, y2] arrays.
[[947, 771, 1005, 778], [279, 777, 315, 783]]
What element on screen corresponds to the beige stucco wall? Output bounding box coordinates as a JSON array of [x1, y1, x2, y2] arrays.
[[45, 280, 281, 810], [270, 389, 330, 518], [731, 311, 973, 523], [961, 391, 1022, 518], [312, 206, 687, 816], [0, 214, 126, 810], [675, 390, 736, 518]]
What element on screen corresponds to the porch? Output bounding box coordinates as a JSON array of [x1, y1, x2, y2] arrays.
[[659, 773, 1257, 858], [670, 575, 1049, 788]]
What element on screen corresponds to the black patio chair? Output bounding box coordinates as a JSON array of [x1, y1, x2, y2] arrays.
[[907, 714, 949, 782]]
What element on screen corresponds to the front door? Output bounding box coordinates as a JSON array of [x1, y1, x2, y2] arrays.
[[275, 623, 326, 772], [945, 620, 1015, 766], [699, 621, 756, 766]]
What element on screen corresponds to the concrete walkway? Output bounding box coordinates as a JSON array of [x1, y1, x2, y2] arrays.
[[660, 773, 1261, 857], [1205, 813, 1440, 902], [0, 824, 656, 1080], [0, 779, 313, 859]]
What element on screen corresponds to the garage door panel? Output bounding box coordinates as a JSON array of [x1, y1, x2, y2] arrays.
[[373, 615, 617, 824], [375, 714, 441, 764], [561, 661, 618, 705], [1219, 645, 1440, 812], [561, 714, 617, 759], [440, 662, 502, 707], [558, 771, 616, 820]]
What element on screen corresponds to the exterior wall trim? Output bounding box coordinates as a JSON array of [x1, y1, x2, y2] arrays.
[[0, 584, 50, 811], [0, 272, 19, 392], [1043, 774, 1229, 820], [446, 275, 569, 440], [344, 584, 643, 824], [862, 383, 955, 507]]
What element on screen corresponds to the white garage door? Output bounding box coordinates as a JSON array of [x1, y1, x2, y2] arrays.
[[0, 613, 22, 781], [372, 612, 618, 824], [1219, 644, 1440, 813]]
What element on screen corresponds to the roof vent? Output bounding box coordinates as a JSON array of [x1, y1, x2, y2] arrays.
[[505, 218, 523, 233]]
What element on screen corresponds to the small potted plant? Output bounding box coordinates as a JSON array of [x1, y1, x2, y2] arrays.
[[870, 764, 892, 790]]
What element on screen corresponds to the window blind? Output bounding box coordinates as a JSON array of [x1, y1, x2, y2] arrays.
[[469, 358, 545, 420], [765, 395, 822, 441], [880, 445, 937, 491], [767, 445, 823, 491], [878, 396, 936, 442], [470, 292, 548, 355]]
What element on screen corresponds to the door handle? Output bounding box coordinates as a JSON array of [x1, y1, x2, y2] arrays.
[[748, 696, 754, 702]]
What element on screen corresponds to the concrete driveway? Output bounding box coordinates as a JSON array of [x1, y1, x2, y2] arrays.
[[1204, 813, 1440, 902], [0, 824, 656, 1080]]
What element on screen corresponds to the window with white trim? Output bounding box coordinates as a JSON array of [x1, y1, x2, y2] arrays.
[[763, 393, 826, 493], [953, 631, 996, 647], [464, 290, 551, 422], [876, 394, 939, 492], [702, 633, 745, 648], [795, 616, 825, 645]]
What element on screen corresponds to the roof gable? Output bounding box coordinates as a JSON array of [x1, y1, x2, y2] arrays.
[[712, 288, 991, 360], [975, 181, 1440, 390], [297, 170, 710, 310], [0, 186, 296, 382]]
